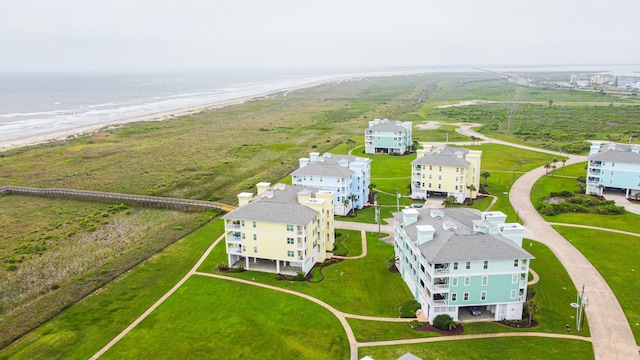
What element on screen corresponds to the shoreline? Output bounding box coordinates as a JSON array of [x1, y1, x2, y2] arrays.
[[0, 70, 428, 152]]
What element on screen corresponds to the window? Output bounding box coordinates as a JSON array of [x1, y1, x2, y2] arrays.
[[253, 234, 257, 241], [464, 277, 470, 286], [453, 262, 458, 270], [287, 250, 294, 257], [428, 183, 432, 188], [252, 221, 256, 228], [463, 292, 469, 301], [242, 233, 246, 240], [455, 185, 458, 190], [419, 279, 425, 288], [512, 274, 518, 283], [286, 224, 294, 231], [438, 184, 441, 189], [253, 246, 258, 253], [241, 220, 245, 227], [514, 259, 519, 267], [420, 264, 425, 273], [451, 277, 458, 286], [439, 166, 442, 171], [438, 175, 442, 180], [510, 289, 517, 299], [466, 261, 471, 269], [482, 276, 488, 286], [242, 245, 246, 252], [429, 166, 432, 170], [456, 168, 459, 173], [451, 293, 457, 302], [610, 171, 614, 176], [287, 237, 294, 245], [481, 291, 487, 301], [429, 174, 432, 179], [483, 261, 488, 269], [612, 162, 615, 167]]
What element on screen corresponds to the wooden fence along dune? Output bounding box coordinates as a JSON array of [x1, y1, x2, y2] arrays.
[[0, 186, 235, 213]]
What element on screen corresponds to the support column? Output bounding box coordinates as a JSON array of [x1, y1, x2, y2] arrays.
[[245, 257, 249, 270], [276, 260, 280, 273]]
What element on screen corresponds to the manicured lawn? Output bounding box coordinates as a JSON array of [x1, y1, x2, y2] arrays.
[[553, 226, 640, 344], [413, 124, 470, 143], [198, 233, 413, 317], [332, 229, 363, 257], [0, 220, 225, 360], [101, 276, 349, 360], [348, 319, 440, 342], [358, 337, 594, 360]]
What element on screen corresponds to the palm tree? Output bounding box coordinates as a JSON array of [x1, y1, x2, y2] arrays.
[[442, 195, 457, 207], [544, 163, 551, 176], [524, 300, 539, 326], [348, 194, 358, 215], [481, 171, 490, 188], [412, 140, 420, 152], [466, 184, 477, 199], [552, 157, 558, 169], [548, 99, 554, 108], [561, 158, 567, 169], [368, 183, 377, 203], [343, 198, 350, 216]]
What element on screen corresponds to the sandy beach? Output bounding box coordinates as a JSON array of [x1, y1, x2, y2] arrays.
[[0, 70, 427, 153]]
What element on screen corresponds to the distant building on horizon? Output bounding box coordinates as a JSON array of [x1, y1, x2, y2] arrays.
[[291, 152, 371, 216], [393, 208, 534, 323], [222, 182, 334, 275], [586, 142, 640, 198], [364, 118, 413, 155], [410, 145, 482, 203]]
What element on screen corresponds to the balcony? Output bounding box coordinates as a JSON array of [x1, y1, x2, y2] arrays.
[[434, 265, 449, 274], [434, 283, 450, 292], [433, 299, 448, 306], [520, 279, 527, 287], [297, 241, 307, 250], [227, 223, 241, 230], [228, 245, 242, 255], [227, 233, 242, 243]]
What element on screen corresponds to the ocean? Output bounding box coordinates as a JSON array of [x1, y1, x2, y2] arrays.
[[0, 69, 350, 143]]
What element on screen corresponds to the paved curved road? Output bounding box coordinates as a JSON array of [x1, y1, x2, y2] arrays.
[[451, 121, 638, 359]]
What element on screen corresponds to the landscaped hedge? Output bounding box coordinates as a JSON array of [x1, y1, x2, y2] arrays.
[[537, 193, 625, 216]]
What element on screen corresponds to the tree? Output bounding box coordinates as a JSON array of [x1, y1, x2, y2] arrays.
[[481, 171, 491, 188], [412, 140, 420, 152], [348, 194, 358, 215], [368, 183, 377, 203], [470, 135, 478, 145], [343, 198, 350, 216], [552, 157, 558, 169], [384, 256, 399, 272], [443, 195, 457, 207], [544, 163, 551, 176], [466, 184, 477, 199], [345, 138, 356, 152], [561, 158, 567, 168], [548, 99, 554, 107], [524, 300, 540, 326]]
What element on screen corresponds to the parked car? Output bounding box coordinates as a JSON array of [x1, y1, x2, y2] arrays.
[[467, 307, 482, 316], [405, 203, 423, 209]]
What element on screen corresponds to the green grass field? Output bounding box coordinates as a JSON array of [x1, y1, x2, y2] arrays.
[[101, 276, 349, 360], [358, 337, 594, 360], [553, 226, 640, 344]]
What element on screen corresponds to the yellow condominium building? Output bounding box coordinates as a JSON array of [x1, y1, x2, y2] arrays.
[[222, 182, 334, 275], [411, 145, 482, 203]]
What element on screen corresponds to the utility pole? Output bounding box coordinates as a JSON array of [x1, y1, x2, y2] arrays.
[[396, 188, 400, 212], [374, 199, 381, 236]]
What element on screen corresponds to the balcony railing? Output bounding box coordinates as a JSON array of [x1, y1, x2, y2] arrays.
[[433, 299, 448, 305], [227, 223, 241, 230], [434, 268, 449, 275], [228, 246, 242, 255], [520, 279, 527, 287], [297, 241, 306, 250], [434, 283, 450, 292], [227, 234, 242, 243]]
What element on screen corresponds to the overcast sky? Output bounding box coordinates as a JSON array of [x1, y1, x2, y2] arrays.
[[2, 0, 639, 72]]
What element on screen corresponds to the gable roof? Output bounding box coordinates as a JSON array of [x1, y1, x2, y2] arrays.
[[411, 146, 471, 167], [367, 122, 408, 132], [291, 162, 354, 177], [394, 208, 533, 262], [222, 184, 321, 225], [589, 143, 640, 163]]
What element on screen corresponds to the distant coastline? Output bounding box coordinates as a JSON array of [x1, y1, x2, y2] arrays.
[[0, 70, 425, 152]]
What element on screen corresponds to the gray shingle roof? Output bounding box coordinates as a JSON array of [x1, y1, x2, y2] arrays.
[[411, 146, 470, 167], [367, 122, 408, 132], [394, 208, 533, 262], [291, 162, 354, 177], [589, 143, 640, 164], [222, 184, 321, 225]]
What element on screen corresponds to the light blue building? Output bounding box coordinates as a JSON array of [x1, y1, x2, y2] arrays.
[[291, 152, 371, 216], [364, 118, 413, 154], [586, 142, 640, 198], [393, 208, 534, 323]]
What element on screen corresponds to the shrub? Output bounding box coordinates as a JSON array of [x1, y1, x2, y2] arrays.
[[295, 271, 306, 281], [229, 265, 245, 273], [433, 314, 456, 331], [216, 263, 229, 272], [399, 300, 421, 318]]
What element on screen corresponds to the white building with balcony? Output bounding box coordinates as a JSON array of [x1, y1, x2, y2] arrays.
[[291, 152, 371, 216], [393, 208, 534, 323], [222, 182, 334, 275], [364, 118, 413, 154], [586, 142, 640, 198]]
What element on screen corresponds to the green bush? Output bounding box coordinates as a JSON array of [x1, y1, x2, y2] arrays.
[[399, 300, 421, 318], [433, 314, 456, 331]]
